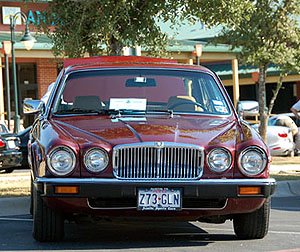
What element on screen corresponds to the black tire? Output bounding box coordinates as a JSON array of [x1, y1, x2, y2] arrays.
[[32, 186, 64, 242], [3, 168, 14, 173], [233, 198, 270, 239]]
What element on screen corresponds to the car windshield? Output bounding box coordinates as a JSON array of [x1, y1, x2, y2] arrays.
[[53, 69, 231, 116]]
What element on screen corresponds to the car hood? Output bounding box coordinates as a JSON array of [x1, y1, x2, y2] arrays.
[[52, 115, 239, 149]]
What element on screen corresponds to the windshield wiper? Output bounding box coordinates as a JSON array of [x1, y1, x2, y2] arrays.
[[146, 109, 174, 117], [54, 108, 105, 115], [103, 109, 146, 116], [106, 109, 174, 117]]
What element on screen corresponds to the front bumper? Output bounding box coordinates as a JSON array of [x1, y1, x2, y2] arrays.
[[34, 177, 277, 199]]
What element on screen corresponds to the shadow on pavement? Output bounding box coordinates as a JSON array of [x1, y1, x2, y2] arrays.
[[0, 220, 238, 250]]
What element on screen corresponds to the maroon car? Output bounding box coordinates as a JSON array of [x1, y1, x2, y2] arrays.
[[24, 56, 276, 242]]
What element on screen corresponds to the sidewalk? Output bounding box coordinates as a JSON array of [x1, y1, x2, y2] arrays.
[[271, 156, 300, 166], [270, 164, 300, 174]]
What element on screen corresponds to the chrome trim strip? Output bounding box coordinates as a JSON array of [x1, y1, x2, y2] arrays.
[[183, 199, 228, 211], [87, 199, 137, 210], [35, 177, 276, 185], [86, 198, 228, 211]]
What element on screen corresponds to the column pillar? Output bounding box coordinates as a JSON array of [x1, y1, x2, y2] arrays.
[[0, 56, 5, 122], [232, 58, 240, 109], [296, 81, 300, 100], [187, 59, 193, 65]]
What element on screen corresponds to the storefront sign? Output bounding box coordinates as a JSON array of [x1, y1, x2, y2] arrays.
[[2, 6, 21, 25], [2, 6, 44, 25]]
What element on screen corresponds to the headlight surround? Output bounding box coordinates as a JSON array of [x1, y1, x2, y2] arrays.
[[238, 146, 267, 176], [84, 148, 109, 173], [47, 146, 76, 176], [207, 148, 232, 173]]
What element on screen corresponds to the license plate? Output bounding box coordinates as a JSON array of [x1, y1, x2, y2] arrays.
[[138, 188, 181, 211], [7, 140, 15, 149]]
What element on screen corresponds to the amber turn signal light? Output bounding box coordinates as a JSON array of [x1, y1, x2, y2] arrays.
[[239, 186, 261, 195], [55, 186, 79, 194]]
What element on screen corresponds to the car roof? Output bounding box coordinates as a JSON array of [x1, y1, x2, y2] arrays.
[[63, 56, 213, 75]]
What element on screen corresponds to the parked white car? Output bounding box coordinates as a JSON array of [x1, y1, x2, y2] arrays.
[[252, 124, 294, 156], [269, 113, 300, 155], [238, 101, 295, 157]]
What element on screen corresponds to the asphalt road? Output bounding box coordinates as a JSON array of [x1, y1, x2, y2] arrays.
[[0, 196, 299, 252]]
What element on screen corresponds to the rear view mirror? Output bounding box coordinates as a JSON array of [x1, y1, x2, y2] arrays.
[[23, 100, 45, 115], [126, 77, 156, 87]]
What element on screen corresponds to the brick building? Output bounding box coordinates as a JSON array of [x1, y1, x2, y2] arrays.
[[0, 1, 56, 124]]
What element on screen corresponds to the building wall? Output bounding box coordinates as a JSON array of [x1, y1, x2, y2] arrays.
[[36, 58, 57, 98]]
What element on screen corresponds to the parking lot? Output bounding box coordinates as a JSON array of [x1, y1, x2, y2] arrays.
[[0, 168, 299, 251], [0, 195, 299, 252]]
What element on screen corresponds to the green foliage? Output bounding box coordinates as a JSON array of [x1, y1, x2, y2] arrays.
[[38, 0, 186, 58], [212, 0, 300, 73], [186, 0, 300, 141]]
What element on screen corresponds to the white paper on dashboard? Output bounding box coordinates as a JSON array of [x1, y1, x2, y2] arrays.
[[109, 98, 147, 111]]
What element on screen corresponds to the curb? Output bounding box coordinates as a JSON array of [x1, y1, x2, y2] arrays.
[[0, 197, 30, 216], [270, 180, 300, 198]]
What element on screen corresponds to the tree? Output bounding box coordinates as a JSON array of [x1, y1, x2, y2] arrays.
[[189, 0, 300, 141], [38, 0, 187, 58], [39, 0, 300, 142]]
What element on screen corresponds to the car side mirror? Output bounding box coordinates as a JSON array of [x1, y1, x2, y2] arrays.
[[237, 101, 259, 118], [23, 100, 45, 115]]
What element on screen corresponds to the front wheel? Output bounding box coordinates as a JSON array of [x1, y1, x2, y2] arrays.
[[32, 186, 64, 242], [233, 198, 270, 239]]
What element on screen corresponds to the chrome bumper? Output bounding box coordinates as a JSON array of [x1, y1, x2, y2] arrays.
[[34, 177, 277, 198]]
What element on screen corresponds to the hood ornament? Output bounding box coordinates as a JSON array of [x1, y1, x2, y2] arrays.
[[156, 142, 164, 148]]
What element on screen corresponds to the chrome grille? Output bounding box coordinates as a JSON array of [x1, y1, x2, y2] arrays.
[[113, 142, 204, 180]]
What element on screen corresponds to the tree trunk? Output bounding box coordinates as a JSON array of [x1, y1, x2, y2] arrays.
[[258, 65, 269, 143], [268, 74, 284, 116], [109, 35, 122, 56]]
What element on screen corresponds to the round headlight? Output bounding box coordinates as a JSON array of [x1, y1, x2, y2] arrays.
[[238, 147, 267, 176], [207, 148, 232, 173], [47, 146, 76, 176], [84, 148, 108, 172]]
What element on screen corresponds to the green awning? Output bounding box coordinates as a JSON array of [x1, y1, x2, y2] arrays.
[[0, 32, 53, 50], [203, 62, 281, 78]]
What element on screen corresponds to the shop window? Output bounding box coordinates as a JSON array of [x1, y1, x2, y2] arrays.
[[2, 63, 37, 119], [18, 63, 38, 103]]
